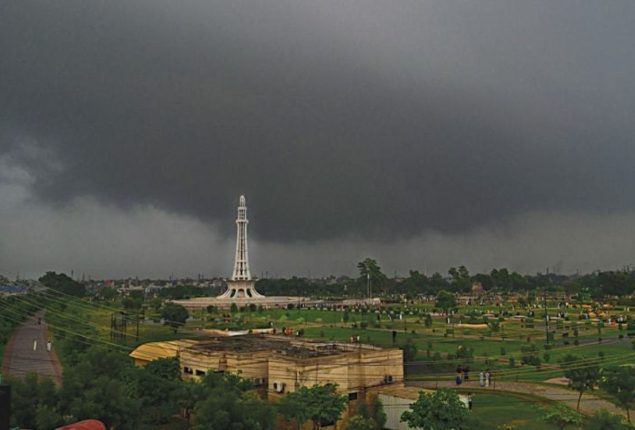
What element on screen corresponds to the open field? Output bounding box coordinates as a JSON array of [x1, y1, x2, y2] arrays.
[[470, 392, 577, 430], [188, 303, 635, 384], [23, 295, 634, 386]]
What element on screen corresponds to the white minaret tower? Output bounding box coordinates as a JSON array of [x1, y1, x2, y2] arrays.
[[218, 195, 264, 299], [232, 195, 251, 280]]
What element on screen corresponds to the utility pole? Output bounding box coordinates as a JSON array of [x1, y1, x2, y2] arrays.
[[367, 272, 371, 301], [543, 289, 550, 345], [136, 312, 140, 341]]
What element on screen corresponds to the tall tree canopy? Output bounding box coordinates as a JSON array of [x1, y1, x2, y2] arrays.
[[39, 272, 85, 297], [601, 366, 635, 423], [161, 303, 189, 333], [278, 383, 348, 430], [401, 389, 474, 430], [435, 290, 457, 316], [560, 354, 600, 411]]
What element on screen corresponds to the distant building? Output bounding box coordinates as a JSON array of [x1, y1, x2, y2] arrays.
[[0, 284, 28, 296]]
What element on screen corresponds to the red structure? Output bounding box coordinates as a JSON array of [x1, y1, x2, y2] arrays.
[[56, 420, 106, 430]]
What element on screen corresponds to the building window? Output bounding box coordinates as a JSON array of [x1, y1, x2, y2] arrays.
[[195, 369, 205, 376], [253, 377, 267, 386], [348, 392, 358, 401], [183, 367, 193, 375]]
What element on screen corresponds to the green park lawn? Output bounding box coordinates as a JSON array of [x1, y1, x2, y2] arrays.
[[470, 393, 581, 430], [36, 297, 635, 385], [225, 305, 635, 383]]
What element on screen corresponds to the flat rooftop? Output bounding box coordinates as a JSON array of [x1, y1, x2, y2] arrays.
[[184, 334, 387, 359]]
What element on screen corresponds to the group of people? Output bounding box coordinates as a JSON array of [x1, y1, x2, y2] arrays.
[[33, 316, 53, 352], [479, 370, 493, 387], [32, 338, 53, 353], [455, 366, 493, 388], [454, 365, 470, 384]]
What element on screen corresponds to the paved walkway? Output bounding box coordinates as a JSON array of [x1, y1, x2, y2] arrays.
[[407, 379, 625, 417], [1, 310, 63, 385]]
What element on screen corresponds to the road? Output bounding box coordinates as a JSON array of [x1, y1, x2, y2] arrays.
[[407, 379, 625, 417], [1, 310, 63, 385]]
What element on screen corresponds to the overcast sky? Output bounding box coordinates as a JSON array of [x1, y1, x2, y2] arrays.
[[2, 1, 635, 279]]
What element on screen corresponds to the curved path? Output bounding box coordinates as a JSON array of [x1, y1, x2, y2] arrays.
[[1, 310, 63, 385], [407, 379, 625, 417]]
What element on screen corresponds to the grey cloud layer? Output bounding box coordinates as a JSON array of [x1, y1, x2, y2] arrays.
[[1, 2, 635, 272]]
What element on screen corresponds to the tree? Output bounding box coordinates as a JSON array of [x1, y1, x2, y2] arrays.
[[601, 366, 635, 422], [100, 287, 118, 301], [349, 396, 386, 430], [357, 258, 387, 294], [35, 404, 64, 430], [122, 296, 143, 311], [400, 339, 418, 362], [194, 390, 273, 430], [424, 313, 433, 328], [177, 380, 204, 425], [59, 348, 141, 429], [448, 266, 471, 292], [346, 415, 376, 430], [401, 389, 472, 430], [192, 373, 273, 430], [278, 384, 347, 430], [277, 388, 312, 430], [435, 290, 457, 316], [520, 343, 541, 367], [560, 354, 600, 411], [161, 303, 189, 333], [149, 297, 162, 312], [369, 395, 387, 429], [145, 357, 181, 381], [134, 359, 182, 424], [39, 271, 86, 297], [542, 404, 583, 430], [586, 410, 635, 430], [9, 373, 63, 430]]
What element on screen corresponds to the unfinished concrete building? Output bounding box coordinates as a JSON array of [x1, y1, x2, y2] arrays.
[[176, 335, 403, 398]]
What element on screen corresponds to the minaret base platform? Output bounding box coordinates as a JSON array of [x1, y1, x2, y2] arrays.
[[217, 280, 265, 299]]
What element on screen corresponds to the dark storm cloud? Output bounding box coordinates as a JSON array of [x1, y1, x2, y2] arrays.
[[2, 1, 635, 242]]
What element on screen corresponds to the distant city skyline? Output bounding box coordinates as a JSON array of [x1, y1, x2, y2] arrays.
[[2, 2, 635, 278]]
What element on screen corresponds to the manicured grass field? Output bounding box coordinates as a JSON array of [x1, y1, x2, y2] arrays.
[[216, 305, 635, 384], [39, 296, 635, 386], [470, 393, 579, 430]]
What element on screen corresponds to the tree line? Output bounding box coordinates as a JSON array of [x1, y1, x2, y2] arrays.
[[38, 263, 635, 302], [258, 260, 635, 300]]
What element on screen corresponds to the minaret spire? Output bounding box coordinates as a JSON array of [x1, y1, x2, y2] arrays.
[[217, 195, 264, 300], [232, 195, 251, 281]]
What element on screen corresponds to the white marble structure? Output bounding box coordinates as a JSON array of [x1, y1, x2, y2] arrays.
[[217, 195, 265, 299], [172, 194, 312, 309]]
